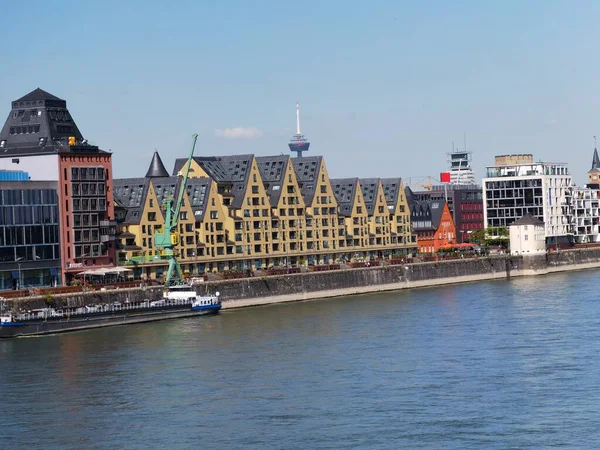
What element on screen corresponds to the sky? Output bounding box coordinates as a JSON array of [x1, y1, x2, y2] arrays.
[[2, 0, 600, 185]]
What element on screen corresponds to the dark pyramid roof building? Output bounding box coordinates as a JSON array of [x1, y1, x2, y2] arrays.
[[15, 88, 64, 103], [0, 87, 103, 157], [145, 151, 169, 178]]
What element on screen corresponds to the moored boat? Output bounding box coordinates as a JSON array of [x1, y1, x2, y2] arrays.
[[0, 285, 221, 338]]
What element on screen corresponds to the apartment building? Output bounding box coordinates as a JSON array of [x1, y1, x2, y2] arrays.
[[482, 154, 572, 245]]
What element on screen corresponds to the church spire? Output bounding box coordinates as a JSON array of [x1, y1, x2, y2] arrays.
[[591, 136, 600, 171]]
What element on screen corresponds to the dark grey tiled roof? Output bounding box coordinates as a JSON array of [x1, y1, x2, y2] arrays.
[[151, 176, 180, 209], [146, 151, 169, 178], [381, 178, 403, 210], [256, 155, 289, 207], [291, 156, 323, 206], [511, 213, 544, 226], [331, 178, 358, 217], [113, 178, 151, 224], [359, 178, 380, 215], [185, 177, 212, 222], [173, 155, 254, 209], [409, 196, 447, 232]]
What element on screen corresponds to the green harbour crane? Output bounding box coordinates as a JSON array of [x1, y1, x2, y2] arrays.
[[153, 134, 198, 285]]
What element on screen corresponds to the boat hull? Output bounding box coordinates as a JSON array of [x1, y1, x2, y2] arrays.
[[0, 305, 220, 338]]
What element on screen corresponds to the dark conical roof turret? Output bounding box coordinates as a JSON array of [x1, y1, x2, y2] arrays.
[[145, 151, 169, 178]]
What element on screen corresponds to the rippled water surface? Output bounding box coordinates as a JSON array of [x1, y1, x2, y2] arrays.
[[2, 271, 600, 449]]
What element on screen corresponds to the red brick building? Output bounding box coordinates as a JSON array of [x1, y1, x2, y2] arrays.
[[405, 187, 457, 253]]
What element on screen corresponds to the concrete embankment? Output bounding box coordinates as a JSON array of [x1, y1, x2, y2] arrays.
[[5, 248, 600, 313]]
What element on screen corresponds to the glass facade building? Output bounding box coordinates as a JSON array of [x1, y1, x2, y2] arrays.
[[0, 181, 61, 290]]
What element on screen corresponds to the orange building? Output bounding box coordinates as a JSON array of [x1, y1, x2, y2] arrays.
[[405, 187, 456, 253]]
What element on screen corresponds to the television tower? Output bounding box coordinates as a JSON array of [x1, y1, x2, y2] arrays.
[[288, 102, 310, 157]]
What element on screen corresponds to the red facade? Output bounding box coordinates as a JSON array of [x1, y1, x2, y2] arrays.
[[416, 202, 456, 253], [58, 151, 116, 284]]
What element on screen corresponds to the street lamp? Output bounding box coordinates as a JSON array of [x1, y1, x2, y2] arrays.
[[16, 257, 23, 290]]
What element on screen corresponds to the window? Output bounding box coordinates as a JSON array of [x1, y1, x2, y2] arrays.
[[210, 211, 218, 219]]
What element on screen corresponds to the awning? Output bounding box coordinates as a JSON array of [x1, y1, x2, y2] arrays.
[[104, 267, 132, 274]]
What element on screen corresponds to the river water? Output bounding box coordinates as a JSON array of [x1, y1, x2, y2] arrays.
[[2, 271, 600, 449]]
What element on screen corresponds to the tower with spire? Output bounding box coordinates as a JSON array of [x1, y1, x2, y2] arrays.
[[288, 102, 310, 158], [588, 136, 600, 189]]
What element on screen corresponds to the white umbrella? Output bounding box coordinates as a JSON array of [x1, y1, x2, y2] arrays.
[[104, 267, 132, 274]]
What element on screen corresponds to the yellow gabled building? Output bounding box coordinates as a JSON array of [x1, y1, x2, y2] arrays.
[[114, 151, 420, 278], [291, 156, 339, 265], [359, 179, 392, 256], [256, 155, 306, 267], [381, 178, 417, 256], [173, 154, 273, 270], [330, 178, 370, 260]]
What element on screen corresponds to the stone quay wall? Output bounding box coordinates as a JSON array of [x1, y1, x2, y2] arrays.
[[4, 248, 600, 313]]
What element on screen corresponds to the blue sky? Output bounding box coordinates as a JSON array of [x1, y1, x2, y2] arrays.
[[2, 0, 599, 184]]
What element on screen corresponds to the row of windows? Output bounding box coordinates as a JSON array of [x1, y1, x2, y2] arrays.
[[71, 167, 106, 181], [0, 225, 59, 247], [71, 182, 106, 197], [459, 202, 483, 211], [9, 125, 41, 135], [0, 244, 59, 263], [74, 244, 107, 258], [72, 198, 107, 212], [74, 229, 100, 244], [73, 213, 105, 228], [0, 206, 58, 226], [0, 189, 57, 206]]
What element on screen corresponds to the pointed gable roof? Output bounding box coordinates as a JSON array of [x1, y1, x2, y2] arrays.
[[381, 178, 403, 213], [291, 156, 323, 206], [113, 177, 152, 224], [256, 155, 290, 207], [331, 178, 359, 217], [173, 154, 255, 209], [145, 151, 169, 178], [359, 178, 381, 215]]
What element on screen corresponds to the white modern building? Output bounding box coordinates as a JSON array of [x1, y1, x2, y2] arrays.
[[483, 154, 572, 245], [509, 214, 546, 255], [571, 148, 600, 243], [571, 187, 600, 243]]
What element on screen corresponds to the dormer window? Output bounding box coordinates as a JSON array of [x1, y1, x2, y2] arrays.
[[0, 140, 5, 148]]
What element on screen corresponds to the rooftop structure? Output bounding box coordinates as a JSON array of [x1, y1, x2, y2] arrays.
[[485, 160, 569, 178], [288, 102, 310, 158], [447, 149, 476, 185]]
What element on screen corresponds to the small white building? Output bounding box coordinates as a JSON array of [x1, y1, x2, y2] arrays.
[[509, 214, 546, 255]]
